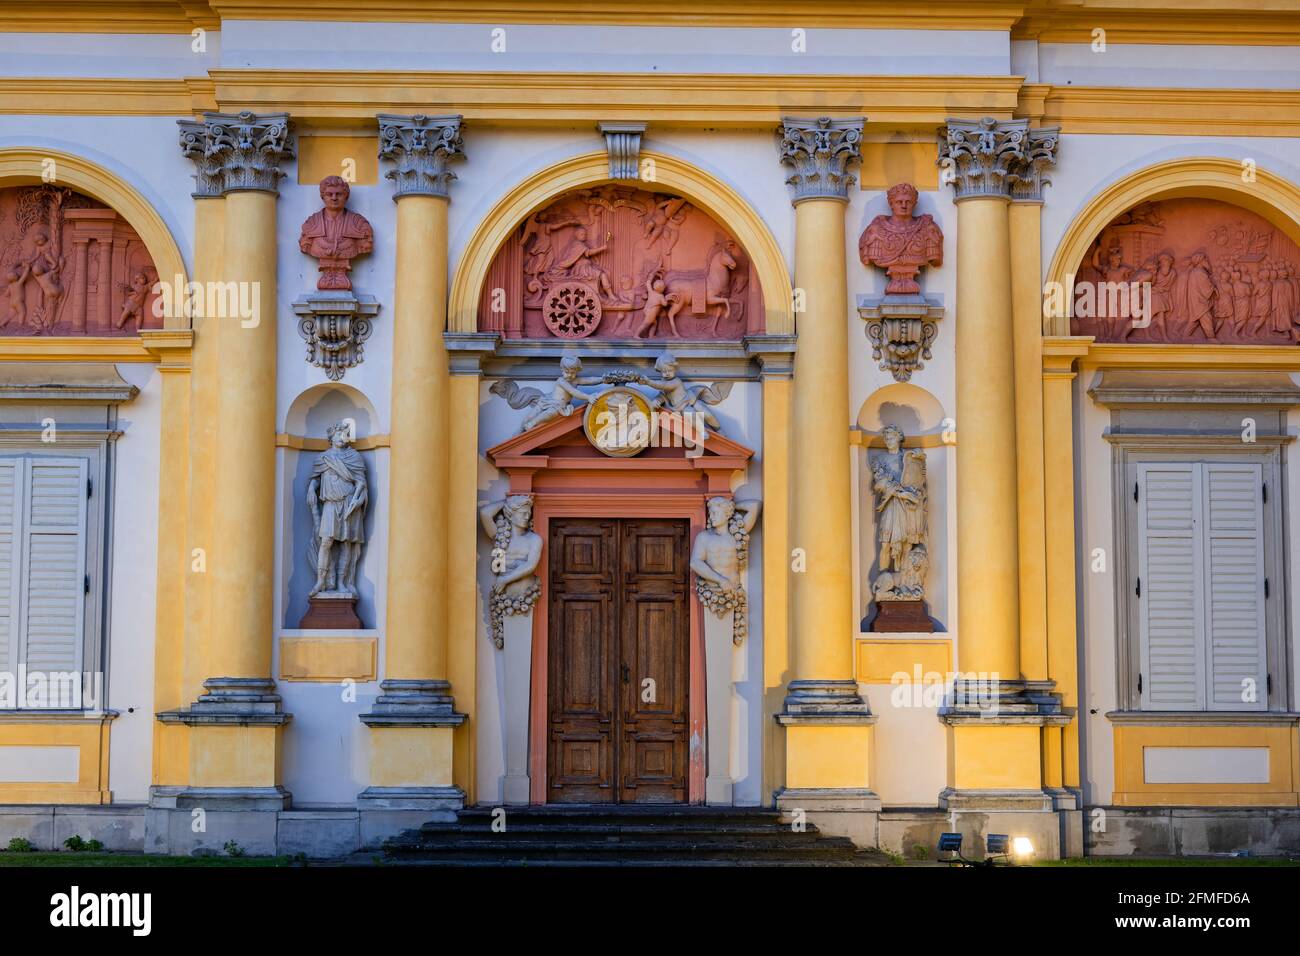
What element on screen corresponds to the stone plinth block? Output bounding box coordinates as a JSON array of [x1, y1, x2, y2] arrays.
[[299, 594, 363, 630], [869, 599, 935, 633]]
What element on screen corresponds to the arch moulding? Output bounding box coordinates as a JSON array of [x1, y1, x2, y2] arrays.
[[1045, 156, 1300, 337], [0, 147, 190, 337], [448, 149, 794, 337]]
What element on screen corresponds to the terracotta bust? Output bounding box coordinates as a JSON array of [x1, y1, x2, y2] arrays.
[[858, 182, 943, 295], [299, 175, 374, 291]]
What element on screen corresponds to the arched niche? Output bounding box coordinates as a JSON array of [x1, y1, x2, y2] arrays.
[[1046, 157, 1300, 338], [280, 384, 383, 630], [855, 383, 950, 632], [449, 150, 792, 338], [0, 148, 188, 332]]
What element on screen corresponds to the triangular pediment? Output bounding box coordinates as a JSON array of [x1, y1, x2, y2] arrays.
[[486, 407, 753, 465]]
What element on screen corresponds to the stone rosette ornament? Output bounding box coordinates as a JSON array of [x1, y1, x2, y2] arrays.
[[691, 496, 760, 645]]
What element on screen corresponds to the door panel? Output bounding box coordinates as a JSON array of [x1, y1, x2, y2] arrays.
[[548, 517, 689, 804], [547, 520, 616, 803]]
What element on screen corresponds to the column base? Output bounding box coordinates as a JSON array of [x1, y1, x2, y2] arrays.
[[361, 680, 465, 803], [358, 679, 466, 728], [157, 677, 291, 726], [145, 785, 290, 857], [941, 679, 1072, 801], [776, 787, 881, 847], [356, 785, 464, 818]]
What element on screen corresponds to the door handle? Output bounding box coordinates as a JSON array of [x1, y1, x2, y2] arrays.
[[621, 663, 630, 685]]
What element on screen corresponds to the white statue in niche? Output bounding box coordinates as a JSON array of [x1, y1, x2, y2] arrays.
[[691, 496, 760, 645], [306, 420, 369, 598], [480, 494, 543, 649], [870, 424, 928, 602]]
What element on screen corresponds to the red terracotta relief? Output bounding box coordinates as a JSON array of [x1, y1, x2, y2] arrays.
[[1071, 198, 1300, 345], [478, 184, 763, 340], [0, 185, 161, 336]]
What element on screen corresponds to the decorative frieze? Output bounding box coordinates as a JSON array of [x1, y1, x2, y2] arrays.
[[177, 111, 294, 196], [777, 116, 864, 203], [938, 116, 1059, 202], [598, 122, 646, 180], [377, 113, 465, 199]]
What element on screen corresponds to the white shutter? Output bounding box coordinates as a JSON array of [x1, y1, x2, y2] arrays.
[[1203, 463, 1267, 711], [1137, 462, 1204, 710], [17, 458, 88, 697], [0, 460, 20, 680]]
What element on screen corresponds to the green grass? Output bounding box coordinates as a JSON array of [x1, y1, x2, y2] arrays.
[[1039, 856, 1300, 867], [0, 852, 296, 867]]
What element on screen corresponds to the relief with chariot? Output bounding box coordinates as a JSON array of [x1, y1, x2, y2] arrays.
[[477, 184, 763, 340], [0, 185, 161, 336]]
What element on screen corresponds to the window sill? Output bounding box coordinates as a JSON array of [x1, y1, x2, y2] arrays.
[[0, 709, 118, 724], [1105, 710, 1299, 727]]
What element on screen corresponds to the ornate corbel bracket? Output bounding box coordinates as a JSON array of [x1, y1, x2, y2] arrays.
[[857, 294, 945, 383], [598, 122, 647, 180], [293, 292, 380, 381]]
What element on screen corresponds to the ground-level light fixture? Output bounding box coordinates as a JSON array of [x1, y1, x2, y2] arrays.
[[938, 832, 1031, 867]]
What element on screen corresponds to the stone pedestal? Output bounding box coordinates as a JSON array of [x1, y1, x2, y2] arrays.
[[502, 612, 533, 805], [869, 599, 935, 633], [299, 594, 362, 629]]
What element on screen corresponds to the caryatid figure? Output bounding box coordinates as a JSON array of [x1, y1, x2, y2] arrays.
[[299, 175, 375, 291], [690, 496, 760, 645], [858, 182, 944, 295], [307, 421, 369, 598], [480, 494, 544, 649]]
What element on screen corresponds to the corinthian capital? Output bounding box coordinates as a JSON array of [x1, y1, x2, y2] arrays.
[[938, 117, 1059, 202], [777, 116, 864, 204], [377, 114, 465, 200], [178, 112, 293, 196]]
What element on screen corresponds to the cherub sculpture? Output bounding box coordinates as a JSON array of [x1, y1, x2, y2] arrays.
[[691, 496, 760, 645], [490, 354, 601, 433], [480, 494, 543, 649], [117, 270, 154, 330], [634, 351, 733, 434]]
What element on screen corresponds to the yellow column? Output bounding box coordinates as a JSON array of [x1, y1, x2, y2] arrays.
[[1009, 201, 1049, 682], [158, 113, 293, 808], [747, 339, 795, 802], [1043, 337, 1092, 790], [150, 178, 220, 789], [954, 192, 1020, 679], [938, 119, 1066, 817], [773, 118, 876, 842], [360, 115, 466, 815]]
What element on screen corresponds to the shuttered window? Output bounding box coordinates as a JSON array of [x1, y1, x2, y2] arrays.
[[0, 456, 90, 709], [1136, 461, 1268, 712]]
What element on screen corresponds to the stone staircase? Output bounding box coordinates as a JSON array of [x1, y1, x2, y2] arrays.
[[382, 806, 888, 867]]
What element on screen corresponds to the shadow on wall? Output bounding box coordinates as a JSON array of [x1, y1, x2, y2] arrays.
[[282, 384, 379, 629]]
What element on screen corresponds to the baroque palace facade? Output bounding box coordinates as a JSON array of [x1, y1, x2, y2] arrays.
[[1, 0, 1299, 860]]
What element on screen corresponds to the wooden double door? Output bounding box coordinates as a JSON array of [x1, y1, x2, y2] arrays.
[[547, 517, 690, 804]]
